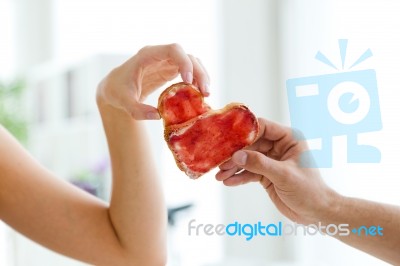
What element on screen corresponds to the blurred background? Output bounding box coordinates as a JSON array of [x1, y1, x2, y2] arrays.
[[1, 0, 400, 265]]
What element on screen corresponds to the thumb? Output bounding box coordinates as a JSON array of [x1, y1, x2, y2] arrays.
[[231, 150, 287, 185], [128, 102, 161, 120]]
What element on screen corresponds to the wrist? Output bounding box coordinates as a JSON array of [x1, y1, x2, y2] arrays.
[[97, 97, 133, 128], [96, 77, 133, 121], [316, 188, 345, 225]]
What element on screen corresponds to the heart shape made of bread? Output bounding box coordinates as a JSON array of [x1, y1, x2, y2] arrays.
[[158, 82, 259, 179]]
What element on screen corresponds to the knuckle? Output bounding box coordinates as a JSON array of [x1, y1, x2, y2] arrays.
[[138, 45, 151, 54], [252, 152, 267, 169], [257, 117, 267, 124], [168, 43, 182, 52], [187, 54, 196, 60]]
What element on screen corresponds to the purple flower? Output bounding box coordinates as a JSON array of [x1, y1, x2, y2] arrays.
[[91, 157, 109, 176]]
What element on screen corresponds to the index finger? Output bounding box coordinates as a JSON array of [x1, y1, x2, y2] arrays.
[[257, 118, 292, 142], [142, 44, 192, 81], [136, 44, 209, 92]]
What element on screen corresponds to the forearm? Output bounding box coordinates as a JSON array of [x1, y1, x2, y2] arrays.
[[322, 194, 400, 264], [97, 99, 166, 264]]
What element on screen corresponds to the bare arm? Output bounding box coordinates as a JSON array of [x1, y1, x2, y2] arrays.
[[324, 196, 400, 264], [217, 118, 400, 265], [0, 44, 209, 265], [96, 103, 167, 264], [0, 126, 126, 265]]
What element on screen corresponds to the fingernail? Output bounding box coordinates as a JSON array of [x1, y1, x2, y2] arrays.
[[233, 151, 247, 165], [204, 83, 210, 95], [146, 112, 160, 120], [184, 72, 193, 83]]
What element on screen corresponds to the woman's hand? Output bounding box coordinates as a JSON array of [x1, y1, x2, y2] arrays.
[[96, 43, 210, 120]]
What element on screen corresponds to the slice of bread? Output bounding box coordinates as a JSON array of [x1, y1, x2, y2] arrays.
[[158, 82, 259, 179]]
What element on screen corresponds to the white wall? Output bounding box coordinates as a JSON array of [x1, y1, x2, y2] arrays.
[[13, 0, 53, 73], [219, 0, 292, 264], [0, 0, 16, 79]]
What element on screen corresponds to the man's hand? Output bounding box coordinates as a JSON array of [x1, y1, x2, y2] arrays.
[[216, 118, 400, 265], [216, 118, 338, 225]]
